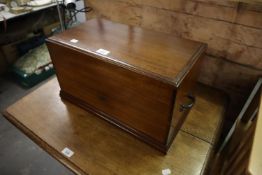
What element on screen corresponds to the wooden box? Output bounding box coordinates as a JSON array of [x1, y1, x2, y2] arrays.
[[46, 19, 206, 153]]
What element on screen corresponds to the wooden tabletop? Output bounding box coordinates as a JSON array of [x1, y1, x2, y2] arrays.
[[47, 19, 206, 86], [3, 78, 226, 175]]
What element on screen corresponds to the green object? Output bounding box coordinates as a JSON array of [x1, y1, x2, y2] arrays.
[[12, 66, 55, 88], [12, 43, 55, 88]]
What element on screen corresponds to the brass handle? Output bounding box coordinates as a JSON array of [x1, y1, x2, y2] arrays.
[[179, 94, 195, 112]]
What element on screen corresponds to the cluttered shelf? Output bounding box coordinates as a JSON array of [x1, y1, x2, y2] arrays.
[[0, 0, 90, 87], [0, 0, 60, 87], [0, 2, 57, 22]]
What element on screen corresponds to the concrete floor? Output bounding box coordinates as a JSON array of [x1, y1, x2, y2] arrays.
[[0, 75, 74, 175]]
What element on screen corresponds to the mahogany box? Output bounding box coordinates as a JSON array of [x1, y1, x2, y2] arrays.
[[46, 19, 206, 153]]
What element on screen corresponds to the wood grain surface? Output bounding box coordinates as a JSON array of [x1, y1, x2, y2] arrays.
[[47, 18, 206, 87], [3, 78, 227, 175], [48, 41, 174, 145], [46, 19, 206, 152]]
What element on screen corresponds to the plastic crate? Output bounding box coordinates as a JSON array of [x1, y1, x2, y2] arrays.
[[12, 65, 55, 88]]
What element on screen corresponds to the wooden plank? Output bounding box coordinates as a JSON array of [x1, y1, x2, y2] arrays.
[[198, 55, 262, 120], [88, 0, 262, 29], [139, 6, 262, 67], [141, 6, 173, 33], [169, 9, 262, 49], [88, 0, 142, 26], [205, 38, 262, 70], [235, 9, 262, 29], [198, 55, 262, 96], [194, 0, 237, 7], [3, 78, 227, 175]]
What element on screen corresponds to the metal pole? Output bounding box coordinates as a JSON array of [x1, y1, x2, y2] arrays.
[[56, 0, 65, 32]]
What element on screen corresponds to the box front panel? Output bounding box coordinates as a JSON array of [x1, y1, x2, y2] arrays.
[[47, 42, 174, 144]]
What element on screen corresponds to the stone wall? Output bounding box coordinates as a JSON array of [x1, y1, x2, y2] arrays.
[[86, 0, 262, 119]]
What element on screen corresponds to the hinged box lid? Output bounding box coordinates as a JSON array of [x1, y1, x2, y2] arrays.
[[47, 18, 206, 87]]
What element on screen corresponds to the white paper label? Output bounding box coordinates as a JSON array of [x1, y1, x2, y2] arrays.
[[96, 48, 110, 56], [162, 169, 171, 175], [70, 39, 79, 43], [62, 147, 74, 158]]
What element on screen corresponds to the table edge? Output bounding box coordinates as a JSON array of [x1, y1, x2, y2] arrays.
[[2, 110, 86, 175]]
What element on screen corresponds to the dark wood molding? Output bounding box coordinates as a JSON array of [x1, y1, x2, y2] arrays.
[[174, 44, 207, 87]]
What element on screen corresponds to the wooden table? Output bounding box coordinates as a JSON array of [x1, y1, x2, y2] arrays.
[[3, 78, 227, 175]]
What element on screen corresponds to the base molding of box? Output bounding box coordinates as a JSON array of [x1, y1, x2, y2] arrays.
[[60, 90, 174, 154]]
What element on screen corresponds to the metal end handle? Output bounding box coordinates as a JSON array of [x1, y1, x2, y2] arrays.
[[179, 94, 195, 112]]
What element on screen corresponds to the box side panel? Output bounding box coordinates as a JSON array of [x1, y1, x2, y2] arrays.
[[167, 55, 204, 146], [47, 42, 174, 144]]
